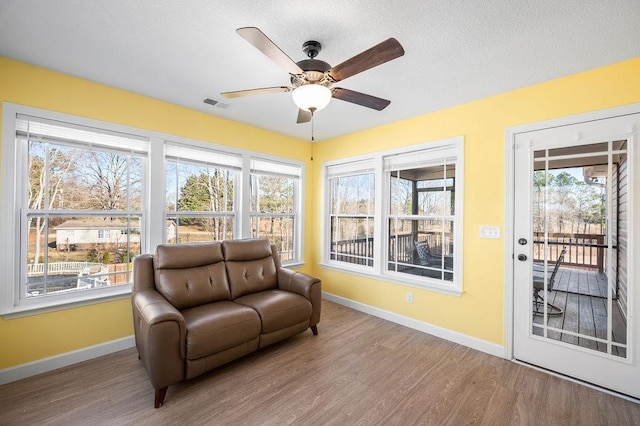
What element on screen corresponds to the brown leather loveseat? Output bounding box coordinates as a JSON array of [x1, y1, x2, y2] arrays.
[[132, 238, 321, 407]]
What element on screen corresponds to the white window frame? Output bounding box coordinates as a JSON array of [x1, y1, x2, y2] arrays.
[[1, 103, 305, 316], [1, 104, 150, 316], [321, 136, 464, 295], [164, 141, 242, 243], [324, 158, 378, 273], [249, 156, 304, 265]]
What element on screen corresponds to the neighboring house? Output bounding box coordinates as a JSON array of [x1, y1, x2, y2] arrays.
[[54, 219, 140, 250], [55, 220, 177, 250]]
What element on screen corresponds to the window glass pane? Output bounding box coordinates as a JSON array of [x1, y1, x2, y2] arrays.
[[176, 163, 234, 212], [250, 170, 297, 262], [165, 160, 177, 211], [418, 190, 454, 216], [390, 165, 455, 217], [333, 174, 374, 215], [387, 158, 456, 284], [29, 141, 143, 212], [166, 216, 234, 243], [26, 215, 140, 298], [328, 167, 375, 267], [250, 174, 295, 213], [330, 217, 374, 266], [387, 218, 454, 281], [390, 175, 413, 215], [250, 216, 295, 261], [166, 158, 236, 243]]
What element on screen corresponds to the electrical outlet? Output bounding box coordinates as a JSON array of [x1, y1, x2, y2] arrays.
[[405, 291, 414, 304]]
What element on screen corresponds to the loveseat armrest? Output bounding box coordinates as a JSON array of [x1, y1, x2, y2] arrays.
[[132, 289, 186, 396], [277, 268, 322, 329]]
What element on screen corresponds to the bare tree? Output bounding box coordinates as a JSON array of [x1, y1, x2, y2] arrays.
[[81, 151, 142, 210], [27, 143, 76, 264]]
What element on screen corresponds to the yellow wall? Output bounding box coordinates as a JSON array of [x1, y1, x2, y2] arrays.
[[0, 57, 313, 369], [310, 57, 640, 345], [1, 55, 639, 370]]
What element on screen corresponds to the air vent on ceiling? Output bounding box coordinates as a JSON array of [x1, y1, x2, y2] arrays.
[[203, 98, 230, 109]]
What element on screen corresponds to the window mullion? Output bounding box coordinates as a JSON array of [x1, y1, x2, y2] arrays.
[[373, 158, 384, 272]]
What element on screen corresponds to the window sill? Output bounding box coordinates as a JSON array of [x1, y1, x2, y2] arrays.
[[320, 262, 463, 297], [1, 286, 132, 319]]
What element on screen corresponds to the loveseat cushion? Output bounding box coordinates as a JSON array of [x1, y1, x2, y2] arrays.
[[182, 301, 261, 360], [223, 239, 278, 298], [154, 242, 231, 310], [234, 290, 312, 334]]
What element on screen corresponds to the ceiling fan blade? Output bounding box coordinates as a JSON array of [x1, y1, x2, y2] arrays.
[[329, 38, 404, 82], [236, 27, 303, 75], [332, 88, 391, 111], [221, 86, 292, 99], [296, 109, 312, 124]]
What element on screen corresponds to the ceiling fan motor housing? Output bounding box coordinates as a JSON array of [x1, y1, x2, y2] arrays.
[[302, 40, 321, 59], [292, 40, 334, 88]]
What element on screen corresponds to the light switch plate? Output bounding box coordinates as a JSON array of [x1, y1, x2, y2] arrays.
[[480, 225, 501, 239]]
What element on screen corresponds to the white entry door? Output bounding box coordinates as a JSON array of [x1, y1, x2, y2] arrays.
[[512, 109, 640, 399]]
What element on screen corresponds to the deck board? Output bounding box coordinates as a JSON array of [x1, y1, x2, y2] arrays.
[[533, 266, 627, 358]]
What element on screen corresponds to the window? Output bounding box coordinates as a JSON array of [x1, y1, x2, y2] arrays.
[[1, 104, 305, 315], [326, 160, 376, 267], [385, 147, 458, 284], [165, 143, 240, 243], [323, 137, 463, 293], [250, 158, 302, 264], [3, 112, 146, 308]]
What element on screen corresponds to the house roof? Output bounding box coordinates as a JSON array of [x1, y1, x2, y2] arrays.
[[1, 1, 639, 141], [55, 219, 135, 230]]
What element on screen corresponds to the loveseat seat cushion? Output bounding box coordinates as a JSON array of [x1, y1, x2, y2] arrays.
[[223, 239, 278, 298], [234, 290, 312, 334], [154, 242, 231, 310], [182, 301, 261, 360]]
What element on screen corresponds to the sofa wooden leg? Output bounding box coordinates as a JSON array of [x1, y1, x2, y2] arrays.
[[154, 387, 168, 408], [310, 325, 318, 335]]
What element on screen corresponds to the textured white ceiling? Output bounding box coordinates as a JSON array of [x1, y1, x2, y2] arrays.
[[1, 1, 639, 141]]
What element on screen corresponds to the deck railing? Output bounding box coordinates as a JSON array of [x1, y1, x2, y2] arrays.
[[27, 261, 105, 277], [332, 231, 452, 266], [533, 232, 607, 272], [332, 232, 607, 272]]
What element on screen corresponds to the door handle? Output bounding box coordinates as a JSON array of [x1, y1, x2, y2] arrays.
[[517, 254, 527, 261]]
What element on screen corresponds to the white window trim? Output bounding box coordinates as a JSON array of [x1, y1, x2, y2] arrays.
[[164, 143, 241, 243], [1, 103, 305, 317], [321, 136, 464, 296], [325, 157, 377, 268], [249, 155, 304, 265]]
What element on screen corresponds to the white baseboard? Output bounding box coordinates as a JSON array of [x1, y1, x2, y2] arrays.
[[323, 292, 505, 358], [0, 335, 135, 385]]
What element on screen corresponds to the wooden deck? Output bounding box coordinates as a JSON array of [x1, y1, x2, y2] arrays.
[[533, 266, 627, 357]]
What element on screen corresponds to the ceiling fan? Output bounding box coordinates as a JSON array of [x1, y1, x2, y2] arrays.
[[221, 27, 405, 125]]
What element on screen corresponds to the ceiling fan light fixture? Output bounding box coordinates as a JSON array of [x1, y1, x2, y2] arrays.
[[292, 84, 332, 112]]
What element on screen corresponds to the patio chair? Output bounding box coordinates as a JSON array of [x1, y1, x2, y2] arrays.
[[532, 247, 566, 316], [413, 239, 442, 268]]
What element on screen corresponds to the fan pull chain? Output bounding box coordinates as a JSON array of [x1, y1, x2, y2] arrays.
[[310, 107, 317, 142]]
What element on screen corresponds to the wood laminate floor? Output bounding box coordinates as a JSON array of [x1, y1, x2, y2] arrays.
[[1, 300, 638, 425]]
